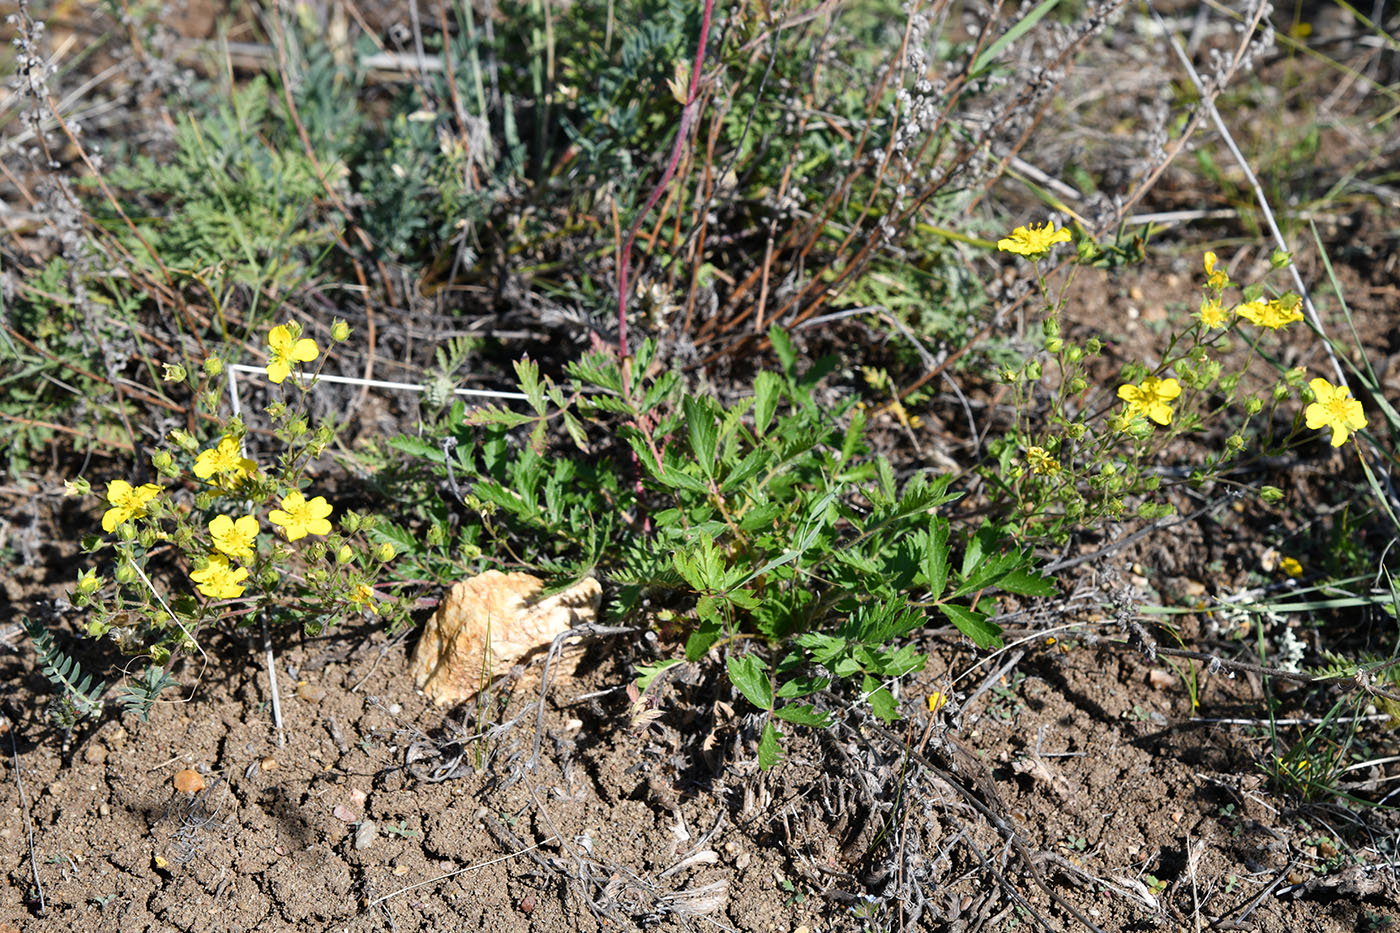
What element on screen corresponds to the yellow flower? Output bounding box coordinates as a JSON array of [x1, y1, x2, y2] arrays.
[[266, 324, 319, 385], [1279, 557, 1303, 578], [190, 554, 249, 599], [927, 692, 947, 714], [1117, 376, 1181, 426], [1198, 297, 1229, 329], [268, 489, 334, 541], [1304, 377, 1365, 447], [350, 583, 379, 614], [193, 436, 257, 482], [1026, 446, 1060, 476], [101, 480, 162, 533], [1236, 298, 1303, 330], [996, 222, 1071, 258], [1203, 251, 1229, 289], [209, 514, 259, 562]]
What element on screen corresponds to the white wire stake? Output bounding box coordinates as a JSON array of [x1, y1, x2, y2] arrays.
[[217, 357, 529, 750], [262, 616, 285, 748]]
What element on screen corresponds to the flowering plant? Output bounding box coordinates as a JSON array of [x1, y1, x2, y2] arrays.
[[986, 225, 1365, 542], [64, 321, 406, 717]]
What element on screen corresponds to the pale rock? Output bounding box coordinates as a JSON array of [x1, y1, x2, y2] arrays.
[[409, 571, 602, 706]]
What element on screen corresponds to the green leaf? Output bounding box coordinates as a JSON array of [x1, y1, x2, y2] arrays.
[[840, 406, 866, 465], [774, 704, 832, 727], [921, 516, 951, 598], [961, 524, 1000, 577], [514, 356, 547, 415], [683, 395, 719, 479], [775, 674, 830, 698], [863, 675, 898, 722], [727, 655, 773, 710], [793, 631, 847, 666], [685, 619, 722, 661], [753, 371, 782, 436], [461, 404, 535, 429], [769, 325, 797, 380], [371, 521, 420, 557], [939, 603, 1003, 650], [969, 0, 1064, 80], [757, 721, 784, 770], [994, 567, 1056, 597], [386, 434, 446, 463], [876, 455, 896, 503], [721, 447, 770, 493], [953, 550, 1022, 598], [635, 659, 682, 691]]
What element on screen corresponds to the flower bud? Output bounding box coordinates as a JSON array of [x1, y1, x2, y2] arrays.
[[138, 528, 157, 549], [203, 357, 224, 376], [152, 450, 175, 475], [1042, 318, 1060, 339], [1025, 361, 1042, 381], [376, 543, 396, 562], [1143, 475, 1161, 491], [76, 569, 101, 595], [331, 319, 351, 342], [426, 524, 446, 547], [1085, 337, 1102, 355], [169, 429, 199, 454], [1067, 423, 1086, 440], [114, 561, 136, 584], [340, 511, 361, 534], [1270, 248, 1292, 269], [1226, 434, 1246, 452], [259, 568, 280, 587], [1044, 337, 1064, 353], [162, 363, 187, 383], [1066, 345, 1083, 363], [1067, 377, 1087, 395], [461, 542, 483, 559], [1273, 383, 1290, 402], [64, 477, 91, 496], [288, 418, 308, 439], [117, 523, 137, 542], [337, 544, 354, 565], [306, 542, 326, 563], [85, 618, 109, 636], [1260, 486, 1284, 503]]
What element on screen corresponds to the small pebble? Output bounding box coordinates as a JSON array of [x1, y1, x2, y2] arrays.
[[354, 820, 377, 850], [734, 851, 751, 870], [84, 745, 108, 766], [387, 704, 402, 716], [260, 757, 278, 771], [333, 804, 357, 822], [296, 683, 327, 703], [98, 803, 110, 817]]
